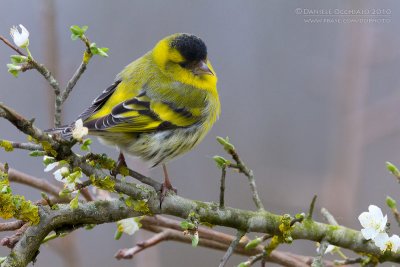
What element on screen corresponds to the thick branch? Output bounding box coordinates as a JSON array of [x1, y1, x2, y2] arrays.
[[2, 199, 142, 267]]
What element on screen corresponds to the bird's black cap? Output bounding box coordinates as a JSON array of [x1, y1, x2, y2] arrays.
[[171, 34, 207, 63]]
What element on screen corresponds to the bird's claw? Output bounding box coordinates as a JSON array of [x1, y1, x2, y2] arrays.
[[159, 182, 177, 209]]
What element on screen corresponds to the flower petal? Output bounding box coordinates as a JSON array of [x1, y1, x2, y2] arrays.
[[373, 233, 389, 251], [358, 212, 373, 228], [389, 235, 400, 252], [118, 218, 139, 235], [53, 169, 63, 182], [368, 205, 384, 220], [325, 244, 336, 254], [72, 119, 89, 140], [19, 24, 29, 39], [10, 24, 29, 48], [44, 162, 59, 172], [379, 215, 388, 232], [361, 228, 378, 240]]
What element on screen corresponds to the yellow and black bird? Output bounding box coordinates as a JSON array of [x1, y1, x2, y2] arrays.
[[54, 33, 220, 194]]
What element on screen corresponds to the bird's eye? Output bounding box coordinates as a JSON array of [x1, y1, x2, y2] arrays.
[[179, 62, 189, 68]]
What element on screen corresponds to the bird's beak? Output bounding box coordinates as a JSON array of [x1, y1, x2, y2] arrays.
[[193, 60, 214, 76]]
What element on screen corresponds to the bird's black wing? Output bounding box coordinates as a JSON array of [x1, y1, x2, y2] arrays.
[[44, 80, 121, 138], [77, 80, 121, 121]]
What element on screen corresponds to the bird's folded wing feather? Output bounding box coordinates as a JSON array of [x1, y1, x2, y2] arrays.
[[82, 81, 203, 133]]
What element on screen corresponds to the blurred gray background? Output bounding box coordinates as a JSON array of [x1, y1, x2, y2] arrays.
[[1, 0, 400, 266]]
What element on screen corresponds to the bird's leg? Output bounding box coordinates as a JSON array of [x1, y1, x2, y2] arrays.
[[160, 164, 177, 207], [111, 152, 127, 177], [162, 164, 176, 191]]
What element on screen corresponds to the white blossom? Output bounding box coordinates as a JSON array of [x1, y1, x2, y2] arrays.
[[358, 205, 387, 240], [316, 243, 336, 254], [324, 245, 336, 254], [374, 233, 400, 252], [53, 167, 69, 182], [6, 64, 22, 71], [44, 162, 59, 172], [43, 156, 60, 172], [117, 218, 140, 235], [10, 24, 29, 48], [72, 119, 88, 141]]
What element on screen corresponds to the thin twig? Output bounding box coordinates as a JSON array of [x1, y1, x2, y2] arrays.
[[0, 140, 43, 151], [312, 208, 341, 267], [321, 208, 339, 226], [28, 59, 60, 96], [27, 58, 61, 126], [61, 61, 87, 104], [226, 147, 264, 211], [219, 165, 226, 209], [0, 35, 25, 56], [40, 192, 53, 207], [80, 188, 94, 202], [119, 214, 334, 267], [0, 223, 30, 249], [389, 206, 400, 227], [0, 221, 24, 232], [308, 195, 317, 220], [0, 162, 62, 198], [115, 230, 172, 259], [128, 168, 161, 190], [219, 230, 245, 267], [312, 241, 329, 267], [82, 152, 161, 190], [334, 257, 364, 265], [241, 252, 265, 266], [60, 35, 92, 111], [0, 103, 56, 145], [290, 217, 304, 227], [1, 34, 61, 127]]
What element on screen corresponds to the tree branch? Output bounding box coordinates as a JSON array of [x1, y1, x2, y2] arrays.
[[115, 229, 172, 259], [219, 165, 226, 209], [0, 221, 24, 232], [1, 223, 30, 249], [61, 62, 87, 104], [0, 35, 25, 56], [2, 199, 142, 266], [219, 230, 245, 267], [0, 162, 61, 198], [0, 103, 56, 145], [0, 140, 42, 151], [0, 98, 398, 266], [218, 137, 264, 211]]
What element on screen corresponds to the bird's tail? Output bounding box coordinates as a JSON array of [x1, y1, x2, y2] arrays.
[[44, 124, 73, 139]]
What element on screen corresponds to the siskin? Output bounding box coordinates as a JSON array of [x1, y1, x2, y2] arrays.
[[51, 33, 220, 194]]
